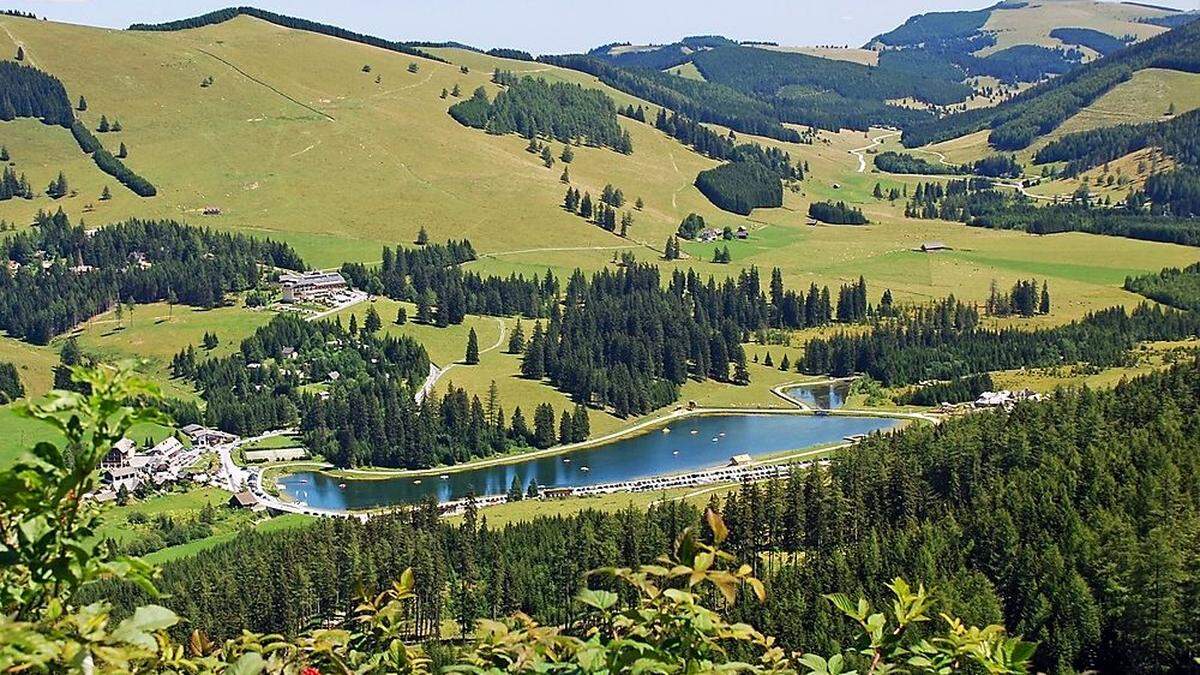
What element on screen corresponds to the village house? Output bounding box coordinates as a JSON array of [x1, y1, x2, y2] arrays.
[[181, 424, 238, 447], [101, 437, 138, 469], [229, 490, 265, 511]]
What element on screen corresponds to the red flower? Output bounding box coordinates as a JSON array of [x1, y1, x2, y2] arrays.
[[300, 667, 320, 675]]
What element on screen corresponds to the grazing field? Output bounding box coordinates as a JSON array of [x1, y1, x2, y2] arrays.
[[664, 61, 706, 80], [757, 45, 879, 66]]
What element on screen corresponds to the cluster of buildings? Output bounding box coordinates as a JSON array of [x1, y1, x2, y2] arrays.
[[97, 436, 197, 500], [696, 226, 750, 243], [974, 389, 1042, 409], [279, 270, 349, 303]]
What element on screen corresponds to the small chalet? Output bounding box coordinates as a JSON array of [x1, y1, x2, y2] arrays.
[[229, 491, 264, 511]]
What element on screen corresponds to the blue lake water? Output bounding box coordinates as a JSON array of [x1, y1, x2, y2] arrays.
[[785, 381, 851, 409], [279, 412, 899, 511]]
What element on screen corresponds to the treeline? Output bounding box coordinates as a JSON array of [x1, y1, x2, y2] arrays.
[[652, 109, 807, 171], [306, 374, 587, 468], [972, 153, 1022, 178], [0, 60, 154, 196], [94, 361, 1200, 671], [874, 151, 968, 175], [449, 77, 631, 153], [808, 200, 868, 225], [799, 299, 1199, 385], [1034, 107, 1200, 175], [902, 16, 1200, 149], [0, 211, 303, 344], [538, 54, 801, 142], [895, 372, 994, 406], [690, 45, 970, 107], [1049, 27, 1131, 56], [341, 240, 555, 323], [128, 7, 444, 62], [905, 177, 1200, 246], [1124, 261, 1200, 311]]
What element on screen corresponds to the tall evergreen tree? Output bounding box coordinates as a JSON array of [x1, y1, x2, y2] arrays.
[[465, 327, 480, 364]]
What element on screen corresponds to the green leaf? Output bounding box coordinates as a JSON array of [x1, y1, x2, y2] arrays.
[[111, 604, 178, 648], [706, 509, 728, 544], [227, 652, 265, 675], [577, 588, 619, 610]]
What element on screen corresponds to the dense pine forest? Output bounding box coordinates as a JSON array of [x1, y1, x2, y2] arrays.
[[874, 151, 969, 175], [1125, 261, 1200, 311], [902, 17, 1200, 149], [539, 54, 802, 141], [694, 161, 783, 214], [0, 60, 73, 125], [0, 211, 303, 343], [799, 299, 1200, 385], [449, 76, 632, 152], [1034, 108, 1200, 176], [905, 178, 1200, 245], [92, 360, 1200, 671]]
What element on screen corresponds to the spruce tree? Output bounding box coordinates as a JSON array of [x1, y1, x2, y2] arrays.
[[395, 306, 407, 325], [451, 83, 461, 97], [465, 327, 479, 364], [416, 226, 429, 245], [363, 306, 382, 334], [99, 185, 111, 201], [507, 319, 525, 353], [15, 46, 23, 61], [117, 142, 127, 158], [97, 115, 109, 133], [111, 118, 122, 132], [559, 410, 573, 446], [560, 145, 574, 163], [441, 88, 448, 99], [0, 146, 7, 162], [507, 475, 523, 502], [635, 196, 644, 210], [525, 478, 539, 499], [1040, 282, 1051, 315], [540, 145, 554, 168], [560, 166, 570, 183]]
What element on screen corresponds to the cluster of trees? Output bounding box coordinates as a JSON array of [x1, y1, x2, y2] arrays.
[[0, 61, 155, 197], [1049, 27, 1131, 56], [653, 109, 807, 174], [905, 178, 1200, 246], [0, 166, 33, 200], [895, 371, 994, 406], [1034, 108, 1200, 177], [986, 279, 1051, 317], [873, 151, 968, 175], [694, 161, 782, 214], [901, 17, 1200, 149], [808, 200, 868, 225], [128, 6, 444, 62], [561, 184, 634, 234], [799, 299, 1199, 385], [0, 211, 303, 343], [174, 312, 431, 440], [341, 240, 556, 323], [0, 61, 73, 125], [95, 360, 1200, 671], [972, 153, 1023, 179], [449, 76, 632, 153], [1124, 261, 1200, 311], [539, 54, 801, 141], [0, 361, 24, 403]]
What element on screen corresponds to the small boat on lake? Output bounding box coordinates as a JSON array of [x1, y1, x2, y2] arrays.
[[413, 479, 422, 485], [440, 474, 449, 480], [690, 429, 698, 434], [338, 483, 346, 489], [580, 466, 590, 472], [662, 428, 670, 433]]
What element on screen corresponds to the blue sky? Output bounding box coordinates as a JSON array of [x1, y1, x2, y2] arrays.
[[7, 0, 1195, 54]]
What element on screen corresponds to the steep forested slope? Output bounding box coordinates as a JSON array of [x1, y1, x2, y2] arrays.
[[902, 16, 1200, 150]]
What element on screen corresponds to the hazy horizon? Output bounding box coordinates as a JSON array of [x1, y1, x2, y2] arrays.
[[5, 0, 1195, 55]]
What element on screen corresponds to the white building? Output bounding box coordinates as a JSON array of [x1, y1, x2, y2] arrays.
[[279, 270, 347, 303]]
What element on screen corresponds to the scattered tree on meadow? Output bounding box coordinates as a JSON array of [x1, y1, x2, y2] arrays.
[[99, 185, 111, 201], [76, 95, 86, 111], [363, 305, 382, 334], [465, 327, 479, 364]]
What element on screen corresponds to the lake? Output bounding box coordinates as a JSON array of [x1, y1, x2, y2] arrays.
[[278, 412, 899, 511], [784, 380, 851, 409]]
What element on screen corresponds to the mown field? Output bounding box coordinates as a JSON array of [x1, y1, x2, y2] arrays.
[[975, 0, 1169, 57]]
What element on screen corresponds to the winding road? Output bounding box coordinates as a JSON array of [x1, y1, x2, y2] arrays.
[[849, 131, 900, 173], [415, 316, 506, 403]]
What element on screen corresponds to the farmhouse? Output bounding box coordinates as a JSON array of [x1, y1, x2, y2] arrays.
[[229, 490, 264, 511], [181, 424, 237, 447], [279, 270, 347, 302], [728, 453, 753, 466], [102, 437, 138, 469], [918, 241, 950, 252]]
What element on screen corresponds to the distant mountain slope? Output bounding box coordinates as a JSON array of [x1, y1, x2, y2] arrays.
[[869, 0, 1176, 84], [901, 15, 1200, 150], [127, 6, 445, 62]]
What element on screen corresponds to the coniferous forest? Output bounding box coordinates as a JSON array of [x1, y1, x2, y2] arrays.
[[449, 76, 632, 153], [0, 211, 303, 344], [91, 359, 1200, 672]]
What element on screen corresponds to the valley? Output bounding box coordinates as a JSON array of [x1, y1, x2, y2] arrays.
[[2, 1, 1200, 672]]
